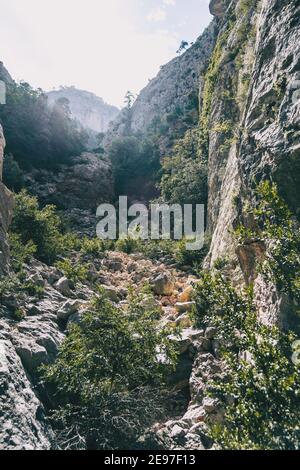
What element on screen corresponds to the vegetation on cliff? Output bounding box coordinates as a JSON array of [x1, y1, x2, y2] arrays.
[[0, 81, 87, 174], [193, 183, 300, 450]]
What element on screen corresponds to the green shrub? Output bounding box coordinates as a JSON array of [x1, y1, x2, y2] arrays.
[[55, 258, 90, 284], [21, 281, 44, 299], [80, 237, 105, 257], [174, 237, 209, 271], [136, 239, 173, 260], [193, 273, 300, 450], [3, 154, 24, 191], [10, 190, 73, 265], [236, 181, 300, 304], [213, 257, 229, 271], [0, 275, 20, 300], [115, 237, 139, 254], [11, 307, 26, 321], [41, 288, 178, 450], [193, 272, 256, 352], [159, 128, 208, 207], [209, 326, 300, 450], [9, 233, 37, 272]]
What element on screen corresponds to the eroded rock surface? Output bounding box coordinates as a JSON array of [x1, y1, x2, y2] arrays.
[[25, 152, 114, 211]]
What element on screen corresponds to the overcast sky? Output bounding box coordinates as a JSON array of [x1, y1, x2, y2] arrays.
[[0, 0, 212, 107]]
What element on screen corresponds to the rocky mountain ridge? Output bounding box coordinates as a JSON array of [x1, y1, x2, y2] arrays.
[[104, 21, 218, 155]]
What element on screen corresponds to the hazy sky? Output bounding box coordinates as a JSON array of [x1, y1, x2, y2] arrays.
[[0, 0, 212, 107]]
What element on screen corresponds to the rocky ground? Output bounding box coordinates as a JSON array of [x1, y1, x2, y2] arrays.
[[0, 247, 223, 450]]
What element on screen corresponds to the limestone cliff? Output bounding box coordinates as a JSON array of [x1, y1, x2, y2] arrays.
[[203, 0, 300, 326], [104, 21, 218, 154], [154, 0, 300, 449]]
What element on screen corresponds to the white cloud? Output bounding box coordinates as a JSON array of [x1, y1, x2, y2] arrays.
[[147, 7, 167, 22], [163, 0, 176, 6]]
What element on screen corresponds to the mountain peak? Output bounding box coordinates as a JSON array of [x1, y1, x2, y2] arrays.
[[47, 86, 119, 136]]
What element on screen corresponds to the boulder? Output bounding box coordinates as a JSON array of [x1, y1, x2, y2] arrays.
[[151, 273, 175, 296], [57, 299, 81, 321], [170, 425, 186, 440], [205, 327, 217, 340], [178, 286, 194, 303], [27, 273, 45, 287], [175, 314, 193, 328], [16, 343, 48, 372], [46, 267, 63, 285], [102, 285, 120, 303], [175, 302, 195, 314], [169, 329, 205, 354], [54, 277, 72, 297], [203, 397, 219, 414], [182, 406, 206, 425]]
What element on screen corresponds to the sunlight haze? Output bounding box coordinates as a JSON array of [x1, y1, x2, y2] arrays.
[[0, 0, 212, 107]]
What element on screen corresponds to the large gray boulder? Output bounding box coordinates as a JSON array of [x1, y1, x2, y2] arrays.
[[0, 339, 52, 450]]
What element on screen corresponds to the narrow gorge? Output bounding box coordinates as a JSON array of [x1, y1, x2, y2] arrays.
[[0, 0, 299, 451]]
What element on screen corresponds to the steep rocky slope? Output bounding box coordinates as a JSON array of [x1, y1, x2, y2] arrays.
[[47, 87, 119, 148], [0, 243, 199, 449], [24, 152, 114, 234], [104, 21, 218, 155], [25, 152, 114, 211], [204, 0, 300, 326]]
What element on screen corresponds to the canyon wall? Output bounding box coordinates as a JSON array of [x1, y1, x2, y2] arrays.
[[204, 0, 300, 326]]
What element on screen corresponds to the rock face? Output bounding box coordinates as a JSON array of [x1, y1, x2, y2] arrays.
[[25, 152, 114, 211], [0, 339, 52, 450], [104, 21, 217, 153], [204, 0, 300, 326], [0, 124, 14, 274], [0, 261, 68, 449], [155, 0, 300, 449], [47, 87, 119, 148]]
